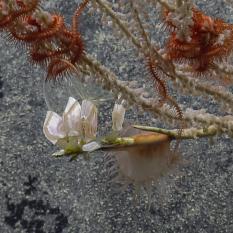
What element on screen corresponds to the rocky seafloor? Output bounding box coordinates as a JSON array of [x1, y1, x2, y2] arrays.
[[0, 0, 232, 232]]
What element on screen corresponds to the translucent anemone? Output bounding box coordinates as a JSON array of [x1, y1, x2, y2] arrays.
[[107, 127, 182, 203]]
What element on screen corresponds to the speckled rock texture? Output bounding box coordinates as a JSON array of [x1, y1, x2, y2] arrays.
[[0, 1, 232, 233]]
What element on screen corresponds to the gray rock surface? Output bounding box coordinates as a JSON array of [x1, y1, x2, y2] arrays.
[[0, 0, 232, 232]]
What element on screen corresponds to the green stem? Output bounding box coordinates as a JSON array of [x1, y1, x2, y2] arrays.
[[133, 125, 219, 139], [101, 136, 135, 147]]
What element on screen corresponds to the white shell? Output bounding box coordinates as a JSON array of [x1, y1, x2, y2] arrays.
[[112, 103, 126, 131], [43, 111, 66, 144], [80, 100, 98, 142], [63, 97, 81, 137], [82, 141, 101, 152]]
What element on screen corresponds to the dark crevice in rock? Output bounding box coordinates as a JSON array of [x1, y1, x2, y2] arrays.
[[4, 176, 68, 233]]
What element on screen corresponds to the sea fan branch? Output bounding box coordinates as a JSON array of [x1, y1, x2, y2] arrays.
[[93, 0, 233, 113]]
